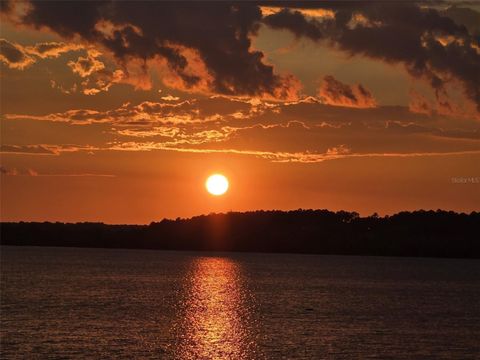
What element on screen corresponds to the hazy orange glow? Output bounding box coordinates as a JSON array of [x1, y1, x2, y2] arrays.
[[0, 2, 479, 223], [206, 174, 229, 196]]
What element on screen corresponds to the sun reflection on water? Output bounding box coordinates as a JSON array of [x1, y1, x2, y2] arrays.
[[175, 257, 259, 360]]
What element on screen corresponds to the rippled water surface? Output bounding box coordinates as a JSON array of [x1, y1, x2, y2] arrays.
[[1, 246, 479, 359]]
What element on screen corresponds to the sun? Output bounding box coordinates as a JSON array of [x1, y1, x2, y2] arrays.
[[206, 174, 229, 196]]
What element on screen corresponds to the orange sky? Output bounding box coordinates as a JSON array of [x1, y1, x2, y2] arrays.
[[1, 1, 479, 223]]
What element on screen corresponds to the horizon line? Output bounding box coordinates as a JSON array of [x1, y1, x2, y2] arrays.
[[1, 207, 478, 226]]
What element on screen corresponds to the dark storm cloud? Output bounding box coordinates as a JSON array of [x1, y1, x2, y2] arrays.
[[2, 0, 297, 98], [443, 5, 480, 36], [262, 2, 480, 111], [263, 8, 323, 40], [2, 1, 479, 107]]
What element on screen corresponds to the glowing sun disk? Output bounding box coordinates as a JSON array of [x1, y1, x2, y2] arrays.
[[206, 174, 229, 196]]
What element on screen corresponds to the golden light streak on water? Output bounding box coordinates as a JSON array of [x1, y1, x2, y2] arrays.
[[175, 257, 259, 359]]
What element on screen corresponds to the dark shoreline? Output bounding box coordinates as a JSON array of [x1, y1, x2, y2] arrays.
[[2, 209, 479, 259]]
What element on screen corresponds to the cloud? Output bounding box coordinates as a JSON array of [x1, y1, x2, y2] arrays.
[[1, 1, 301, 99], [0, 166, 114, 177], [0, 144, 58, 155], [107, 140, 480, 163], [65, 47, 127, 96], [0, 38, 84, 69], [443, 6, 480, 37], [0, 167, 37, 176], [2, 2, 479, 107], [38, 173, 115, 177], [409, 89, 433, 116], [263, 8, 324, 40], [0, 38, 122, 95], [409, 87, 480, 120], [79, 68, 126, 96], [2, 129, 479, 164], [161, 95, 180, 101], [26, 41, 83, 58], [260, 6, 335, 21], [262, 2, 480, 113], [0, 144, 97, 155], [0, 38, 35, 69], [3, 93, 480, 162], [68, 50, 105, 77], [318, 75, 377, 108], [50, 79, 77, 95], [326, 144, 351, 155], [0, 166, 11, 175], [3, 98, 248, 125], [385, 121, 479, 140]]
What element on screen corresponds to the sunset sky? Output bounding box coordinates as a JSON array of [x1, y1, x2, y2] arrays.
[[1, 1, 479, 224]]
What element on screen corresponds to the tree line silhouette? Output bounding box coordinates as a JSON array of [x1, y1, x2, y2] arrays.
[[1, 209, 479, 258]]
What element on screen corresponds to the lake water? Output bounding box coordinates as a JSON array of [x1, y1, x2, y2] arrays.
[[1, 246, 479, 359]]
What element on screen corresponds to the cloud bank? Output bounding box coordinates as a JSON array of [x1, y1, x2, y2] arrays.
[[1, 1, 300, 99], [263, 2, 480, 112], [4, 95, 479, 163], [2, 1, 479, 112]]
